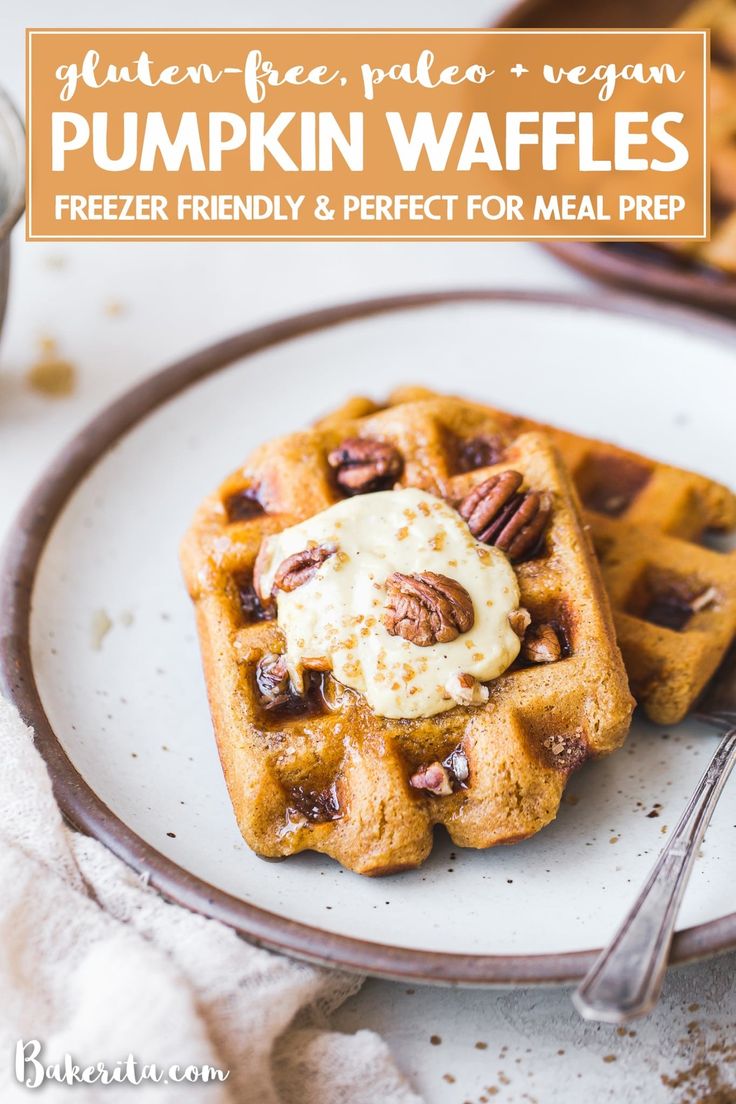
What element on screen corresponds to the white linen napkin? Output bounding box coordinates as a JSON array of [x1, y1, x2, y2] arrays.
[[0, 697, 423, 1103]]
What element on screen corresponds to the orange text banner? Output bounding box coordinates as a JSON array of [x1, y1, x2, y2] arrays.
[[26, 28, 708, 241]]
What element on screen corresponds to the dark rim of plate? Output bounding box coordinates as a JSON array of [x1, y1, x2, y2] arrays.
[[497, 0, 736, 315], [1, 288, 735, 985]]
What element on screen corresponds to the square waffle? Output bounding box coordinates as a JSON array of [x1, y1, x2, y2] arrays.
[[181, 400, 633, 875], [358, 388, 736, 726]]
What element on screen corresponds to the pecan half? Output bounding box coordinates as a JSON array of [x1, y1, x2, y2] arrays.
[[383, 571, 474, 647], [409, 762, 454, 796], [410, 746, 470, 796], [255, 653, 291, 708], [273, 543, 336, 592], [445, 672, 489, 706], [328, 437, 403, 494], [522, 623, 562, 664], [459, 471, 551, 562], [643, 575, 719, 632], [508, 607, 532, 639]]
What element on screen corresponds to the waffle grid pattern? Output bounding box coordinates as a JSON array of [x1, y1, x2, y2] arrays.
[[182, 398, 632, 874], [383, 388, 736, 726]]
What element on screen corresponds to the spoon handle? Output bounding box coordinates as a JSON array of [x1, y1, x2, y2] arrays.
[[573, 726, 736, 1024]]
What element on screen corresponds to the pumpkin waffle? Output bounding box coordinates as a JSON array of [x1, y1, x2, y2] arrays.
[[341, 388, 736, 727], [181, 401, 633, 875]]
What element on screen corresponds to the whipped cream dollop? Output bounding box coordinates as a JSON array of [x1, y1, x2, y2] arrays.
[[256, 487, 521, 719]]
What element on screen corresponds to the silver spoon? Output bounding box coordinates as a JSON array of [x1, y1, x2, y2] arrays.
[[573, 648, 736, 1023]]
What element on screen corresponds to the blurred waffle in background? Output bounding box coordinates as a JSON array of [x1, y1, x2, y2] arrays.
[[500, 0, 736, 309], [668, 0, 736, 273]]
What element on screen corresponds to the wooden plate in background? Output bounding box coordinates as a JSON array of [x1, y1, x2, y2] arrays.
[[499, 0, 736, 316]]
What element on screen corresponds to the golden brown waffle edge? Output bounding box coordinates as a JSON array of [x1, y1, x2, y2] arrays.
[[182, 397, 634, 875]]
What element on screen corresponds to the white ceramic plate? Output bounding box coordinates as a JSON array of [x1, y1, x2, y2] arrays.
[[3, 291, 735, 985]]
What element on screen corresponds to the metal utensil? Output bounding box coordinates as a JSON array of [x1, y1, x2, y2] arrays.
[[573, 645, 736, 1023]]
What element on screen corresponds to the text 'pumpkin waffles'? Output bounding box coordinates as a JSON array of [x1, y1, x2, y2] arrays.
[[361, 388, 736, 727], [182, 397, 633, 875]]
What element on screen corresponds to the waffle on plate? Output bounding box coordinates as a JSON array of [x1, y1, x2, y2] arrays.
[[369, 389, 736, 726], [182, 397, 633, 875]]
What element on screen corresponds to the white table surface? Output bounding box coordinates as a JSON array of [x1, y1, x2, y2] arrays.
[[2, 3, 735, 1101]]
